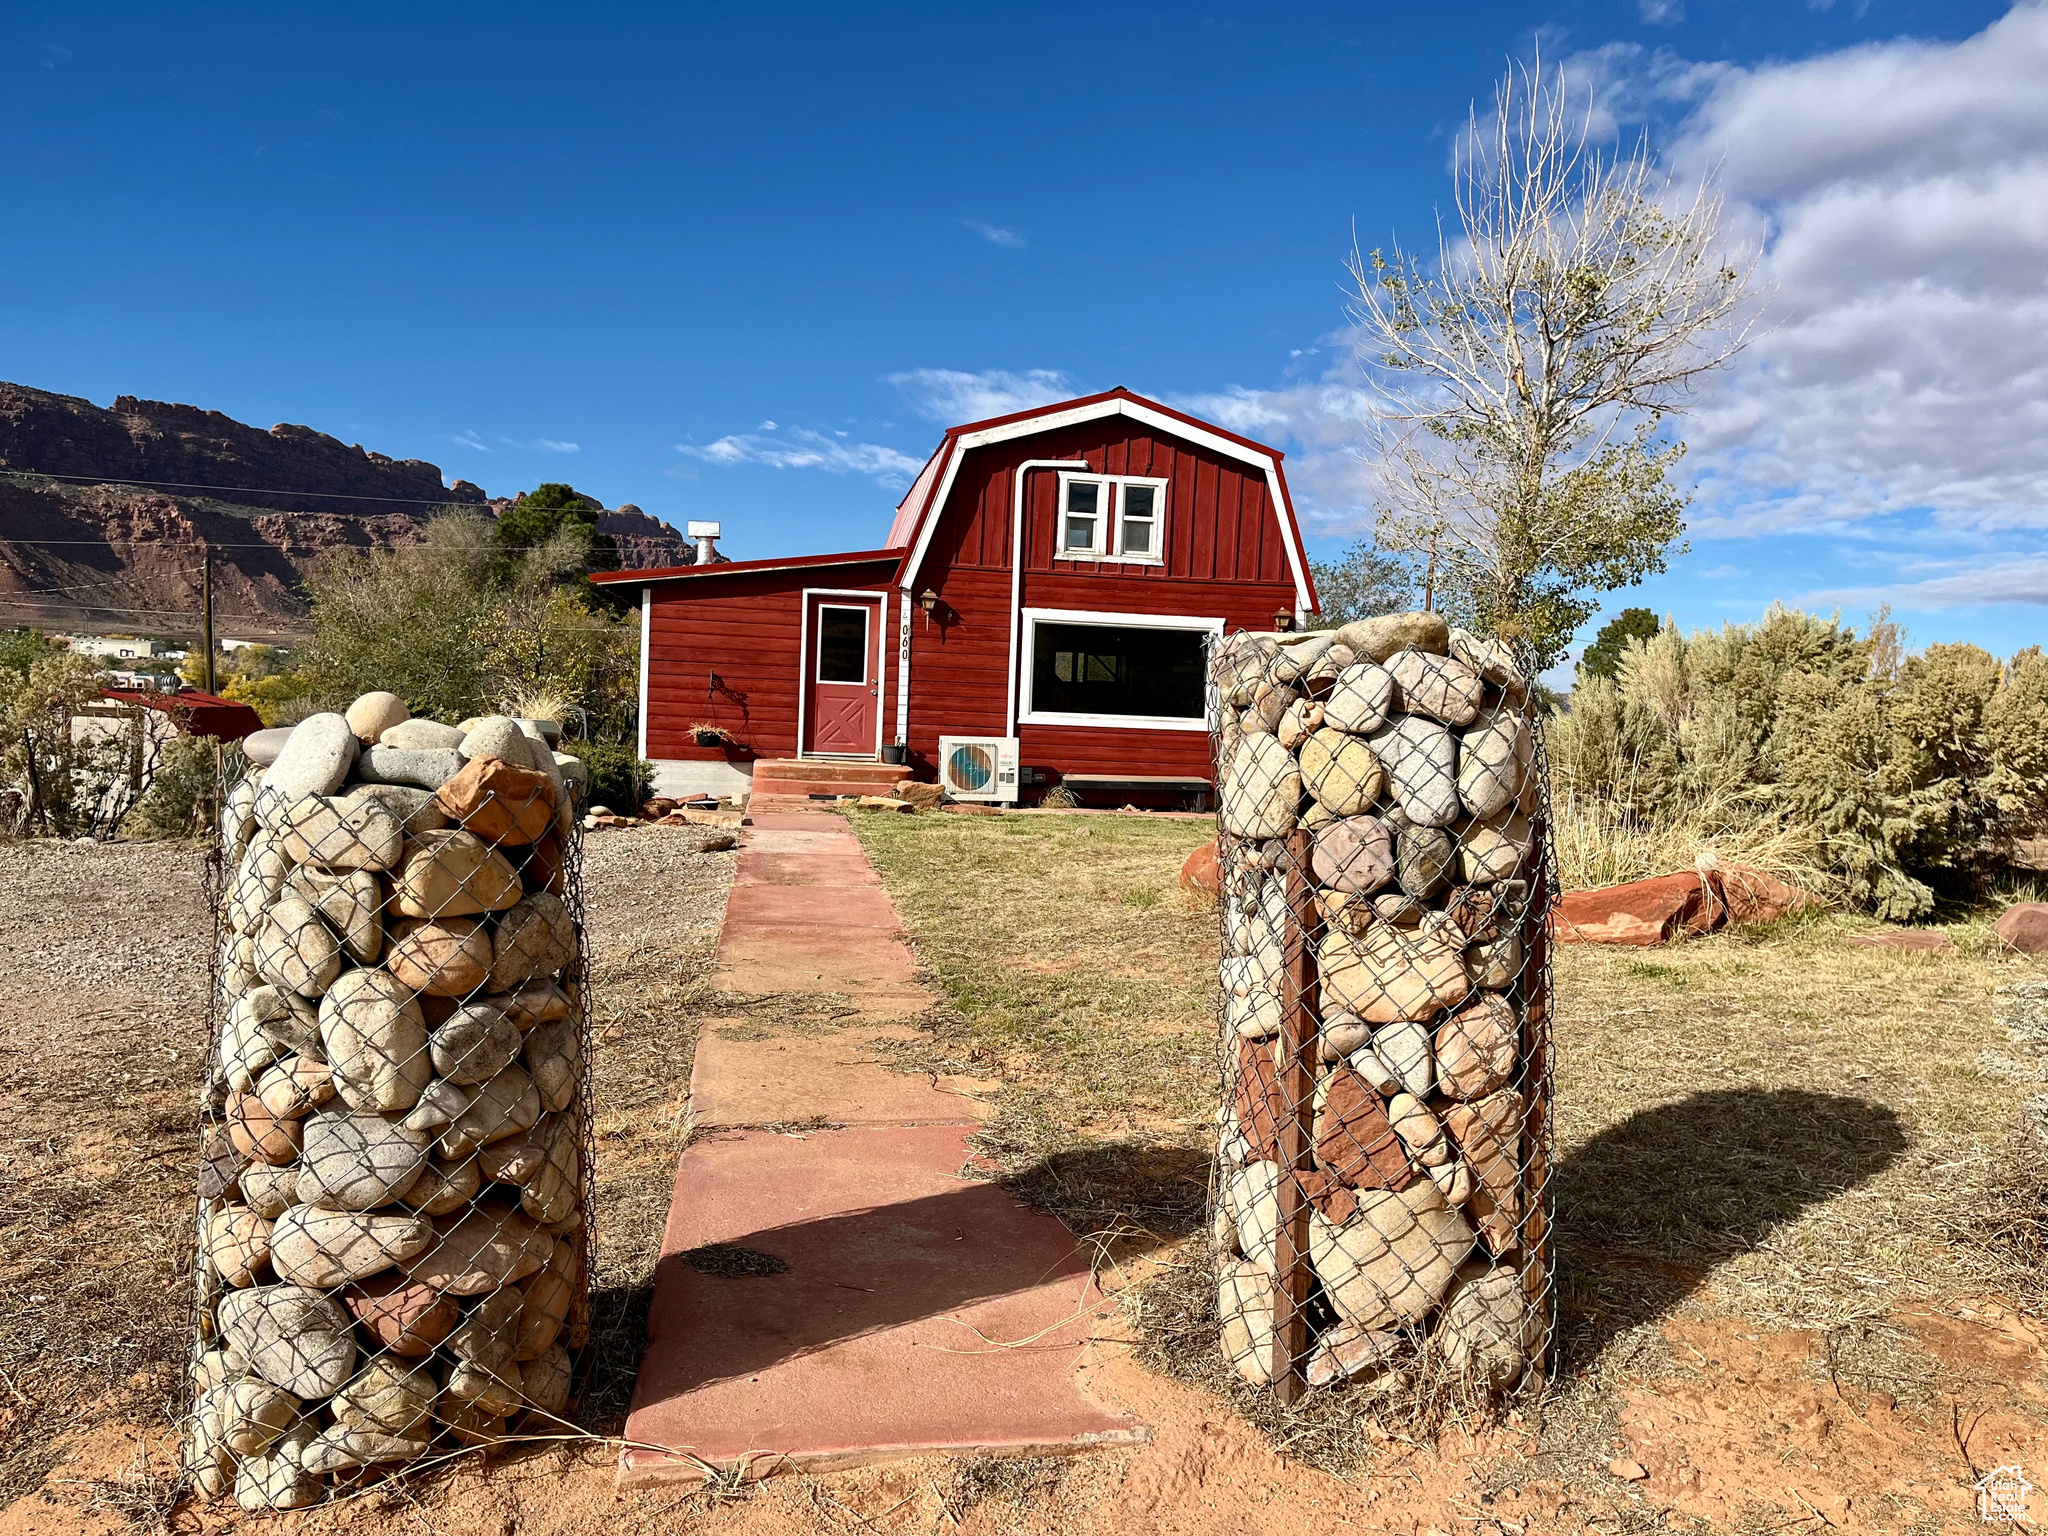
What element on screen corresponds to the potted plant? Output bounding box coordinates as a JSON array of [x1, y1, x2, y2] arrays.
[[690, 721, 736, 748], [881, 743, 907, 766]]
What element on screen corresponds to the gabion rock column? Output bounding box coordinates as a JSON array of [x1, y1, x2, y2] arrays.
[[1208, 615, 1555, 1403], [188, 695, 593, 1508]]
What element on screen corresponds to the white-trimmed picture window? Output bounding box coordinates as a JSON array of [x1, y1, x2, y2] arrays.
[[1054, 473, 1169, 564], [1019, 607, 1222, 731]]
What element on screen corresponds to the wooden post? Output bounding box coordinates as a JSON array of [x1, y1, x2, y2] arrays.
[[201, 552, 217, 695], [1270, 826, 1320, 1403]]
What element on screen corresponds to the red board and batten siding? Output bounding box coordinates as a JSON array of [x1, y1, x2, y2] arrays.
[[902, 416, 1300, 782], [641, 558, 895, 763]]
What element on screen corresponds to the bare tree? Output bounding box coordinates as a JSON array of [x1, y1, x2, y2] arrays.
[[1349, 56, 1758, 672]]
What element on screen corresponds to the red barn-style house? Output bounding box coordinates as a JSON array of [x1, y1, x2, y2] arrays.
[[594, 388, 1316, 806]]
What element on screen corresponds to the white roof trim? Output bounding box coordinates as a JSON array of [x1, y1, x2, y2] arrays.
[[897, 396, 1312, 613]]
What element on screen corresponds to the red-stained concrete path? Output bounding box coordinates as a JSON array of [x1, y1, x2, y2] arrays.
[[618, 808, 1147, 1486]]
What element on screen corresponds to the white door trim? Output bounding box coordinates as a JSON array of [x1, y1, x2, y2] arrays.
[[797, 587, 887, 759]]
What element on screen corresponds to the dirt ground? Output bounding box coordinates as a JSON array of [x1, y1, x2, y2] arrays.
[[2, 818, 2045, 1536]]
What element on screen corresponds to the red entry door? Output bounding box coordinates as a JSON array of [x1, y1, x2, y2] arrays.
[[801, 595, 882, 756]]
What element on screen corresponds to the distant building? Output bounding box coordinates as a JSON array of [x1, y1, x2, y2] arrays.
[[61, 634, 164, 661]]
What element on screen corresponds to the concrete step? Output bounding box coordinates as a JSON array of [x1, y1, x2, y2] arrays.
[[751, 758, 909, 798]]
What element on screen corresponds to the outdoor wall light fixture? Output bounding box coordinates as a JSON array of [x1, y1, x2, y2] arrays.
[[1272, 607, 1293, 633], [919, 588, 939, 615]]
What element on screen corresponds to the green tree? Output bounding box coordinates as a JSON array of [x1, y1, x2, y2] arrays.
[[1349, 57, 1755, 672], [496, 483, 620, 576], [1579, 607, 1660, 680], [1308, 543, 1414, 629]]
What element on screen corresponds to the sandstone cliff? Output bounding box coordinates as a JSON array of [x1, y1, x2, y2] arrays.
[[0, 382, 692, 636]]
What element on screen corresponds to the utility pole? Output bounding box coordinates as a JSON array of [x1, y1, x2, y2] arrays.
[[201, 552, 216, 694]]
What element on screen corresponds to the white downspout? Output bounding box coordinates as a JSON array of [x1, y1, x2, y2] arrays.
[[1006, 459, 1090, 738]]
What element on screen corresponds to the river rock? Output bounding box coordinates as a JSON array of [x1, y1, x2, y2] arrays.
[[345, 691, 410, 744], [442, 1064, 542, 1156], [393, 829, 524, 918], [218, 1285, 357, 1397], [404, 1200, 551, 1295], [201, 1377, 297, 1457], [299, 1426, 433, 1475], [388, 915, 493, 996], [227, 831, 292, 935], [253, 898, 342, 998], [524, 1341, 573, 1416], [1308, 1179, 1474, 1329], [1396, 823, 1456, 898], [1333, 611, 1449, 663], [525, 1015, 582, 1112], [239, 1162, 299, 1219], [1440, 1261, 1534, 1386], [241, 726, 294, 769], [265, 713, 357, 800], [1443, 1089, 1525, 1252], [358, 745, 467, 791], [460, 715, 542, 769], [1226, 1159, 1281, 1272], [429, 1003, 520, 1085], [1460, 808, 1533, 884], [1386, 1091, 1450, 1165], [234, 1422, 321, 1512], [1317, 1012, 1372, 1062], [1218, 1259, 1278, 1385], [486, 980, 572, 1031], [1466, 930, 1521, 989], [1310, 815, 1395, 894], [299, 1108, 433, 1209], [347, 782, 450, 837], [1449, 627, 1520, 685], [284, 865, 384, 964], [437, 756, 557, 846], [400, 1153, 482, 1216], [477, 1126, 548, 1184], [254, 1055, 336, 1120], [1371, 1018, 1434, 1098], [1388, 650, 1484, 726], [270, 1204, 434, 1287], [1428, 1158, 1473, 1205], [1268, 632, 1334, 684], [447, 1287, 523, 1373], [445, 1357, 524, 1419], [1276, 696, 1323, 750], [1221, 734, 1299, 840], [1367, 715, 1460, 827], [1319, 923, 1470, 1023], [228, 1089, 303, 1165], [490, 894, 576, 990], [345, 1274, 461, 1356], [1458, 705, 1532, 819], [1320, 660, 1397, 735], [320, 969, 432, 1113], [1436, 994, 1516, 1101], [517, 1239, 580, 1360], [521, 1128, 580, 1226], [333, 1357, 437, 1438], [238, 983, 322, 1062], [381, 718, 466, 751], [1299, 729, 1384, 816], [222, 995, 280, 1092], [205, 1204, 273, 1287], [402, 1077, 468, 1134], [1302, 640, 1356, 694]]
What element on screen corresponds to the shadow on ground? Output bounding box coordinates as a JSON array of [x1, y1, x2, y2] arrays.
[[1552, 1086, 1907, 1365]]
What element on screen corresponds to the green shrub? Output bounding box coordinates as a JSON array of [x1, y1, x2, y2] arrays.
[[560, 739, 652, 812], [125, 733, 218, 839], [1549, 607, 2048, 918]]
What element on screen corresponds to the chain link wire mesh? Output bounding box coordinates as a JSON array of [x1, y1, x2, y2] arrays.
[[1207, 616, 1557, 1404], [187, 701, 593, 1509]]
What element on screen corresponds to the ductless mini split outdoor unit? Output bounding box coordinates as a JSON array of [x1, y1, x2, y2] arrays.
[[937, 735, 1020, 803]]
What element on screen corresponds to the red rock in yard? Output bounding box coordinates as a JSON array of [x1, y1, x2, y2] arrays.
[[436, 756, 556, 845], [1608, 1458, 1649, 1481], [939, 802, 1001, 816], [1554, 872, 1724, 946], [1713, 864, 1812, 925], [1180, 839, 1222, 896], [1993, 901, 2048, 953]]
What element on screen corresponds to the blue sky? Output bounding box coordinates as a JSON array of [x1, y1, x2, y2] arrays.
[[3, 1, 2042, 665]]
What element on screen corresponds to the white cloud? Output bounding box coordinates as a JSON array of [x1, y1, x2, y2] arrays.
[[1639, 0, 1684, 26], [451, 430, 488, 452], [963, 219, 1026, 248], [1698, 564, 1747, 579], [507, 437, 580, 453], [1633, 6, 2048, 538], [885, 367, 1075, 424], [1801, 554, 2048, 611], [675, 426, 923, 488]]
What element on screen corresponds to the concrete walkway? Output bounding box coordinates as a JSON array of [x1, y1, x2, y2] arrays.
[[619, 808, 1147, 1485]]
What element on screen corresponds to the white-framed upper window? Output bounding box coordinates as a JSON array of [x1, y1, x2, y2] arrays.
[[1055, 473, 1169, 564]]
